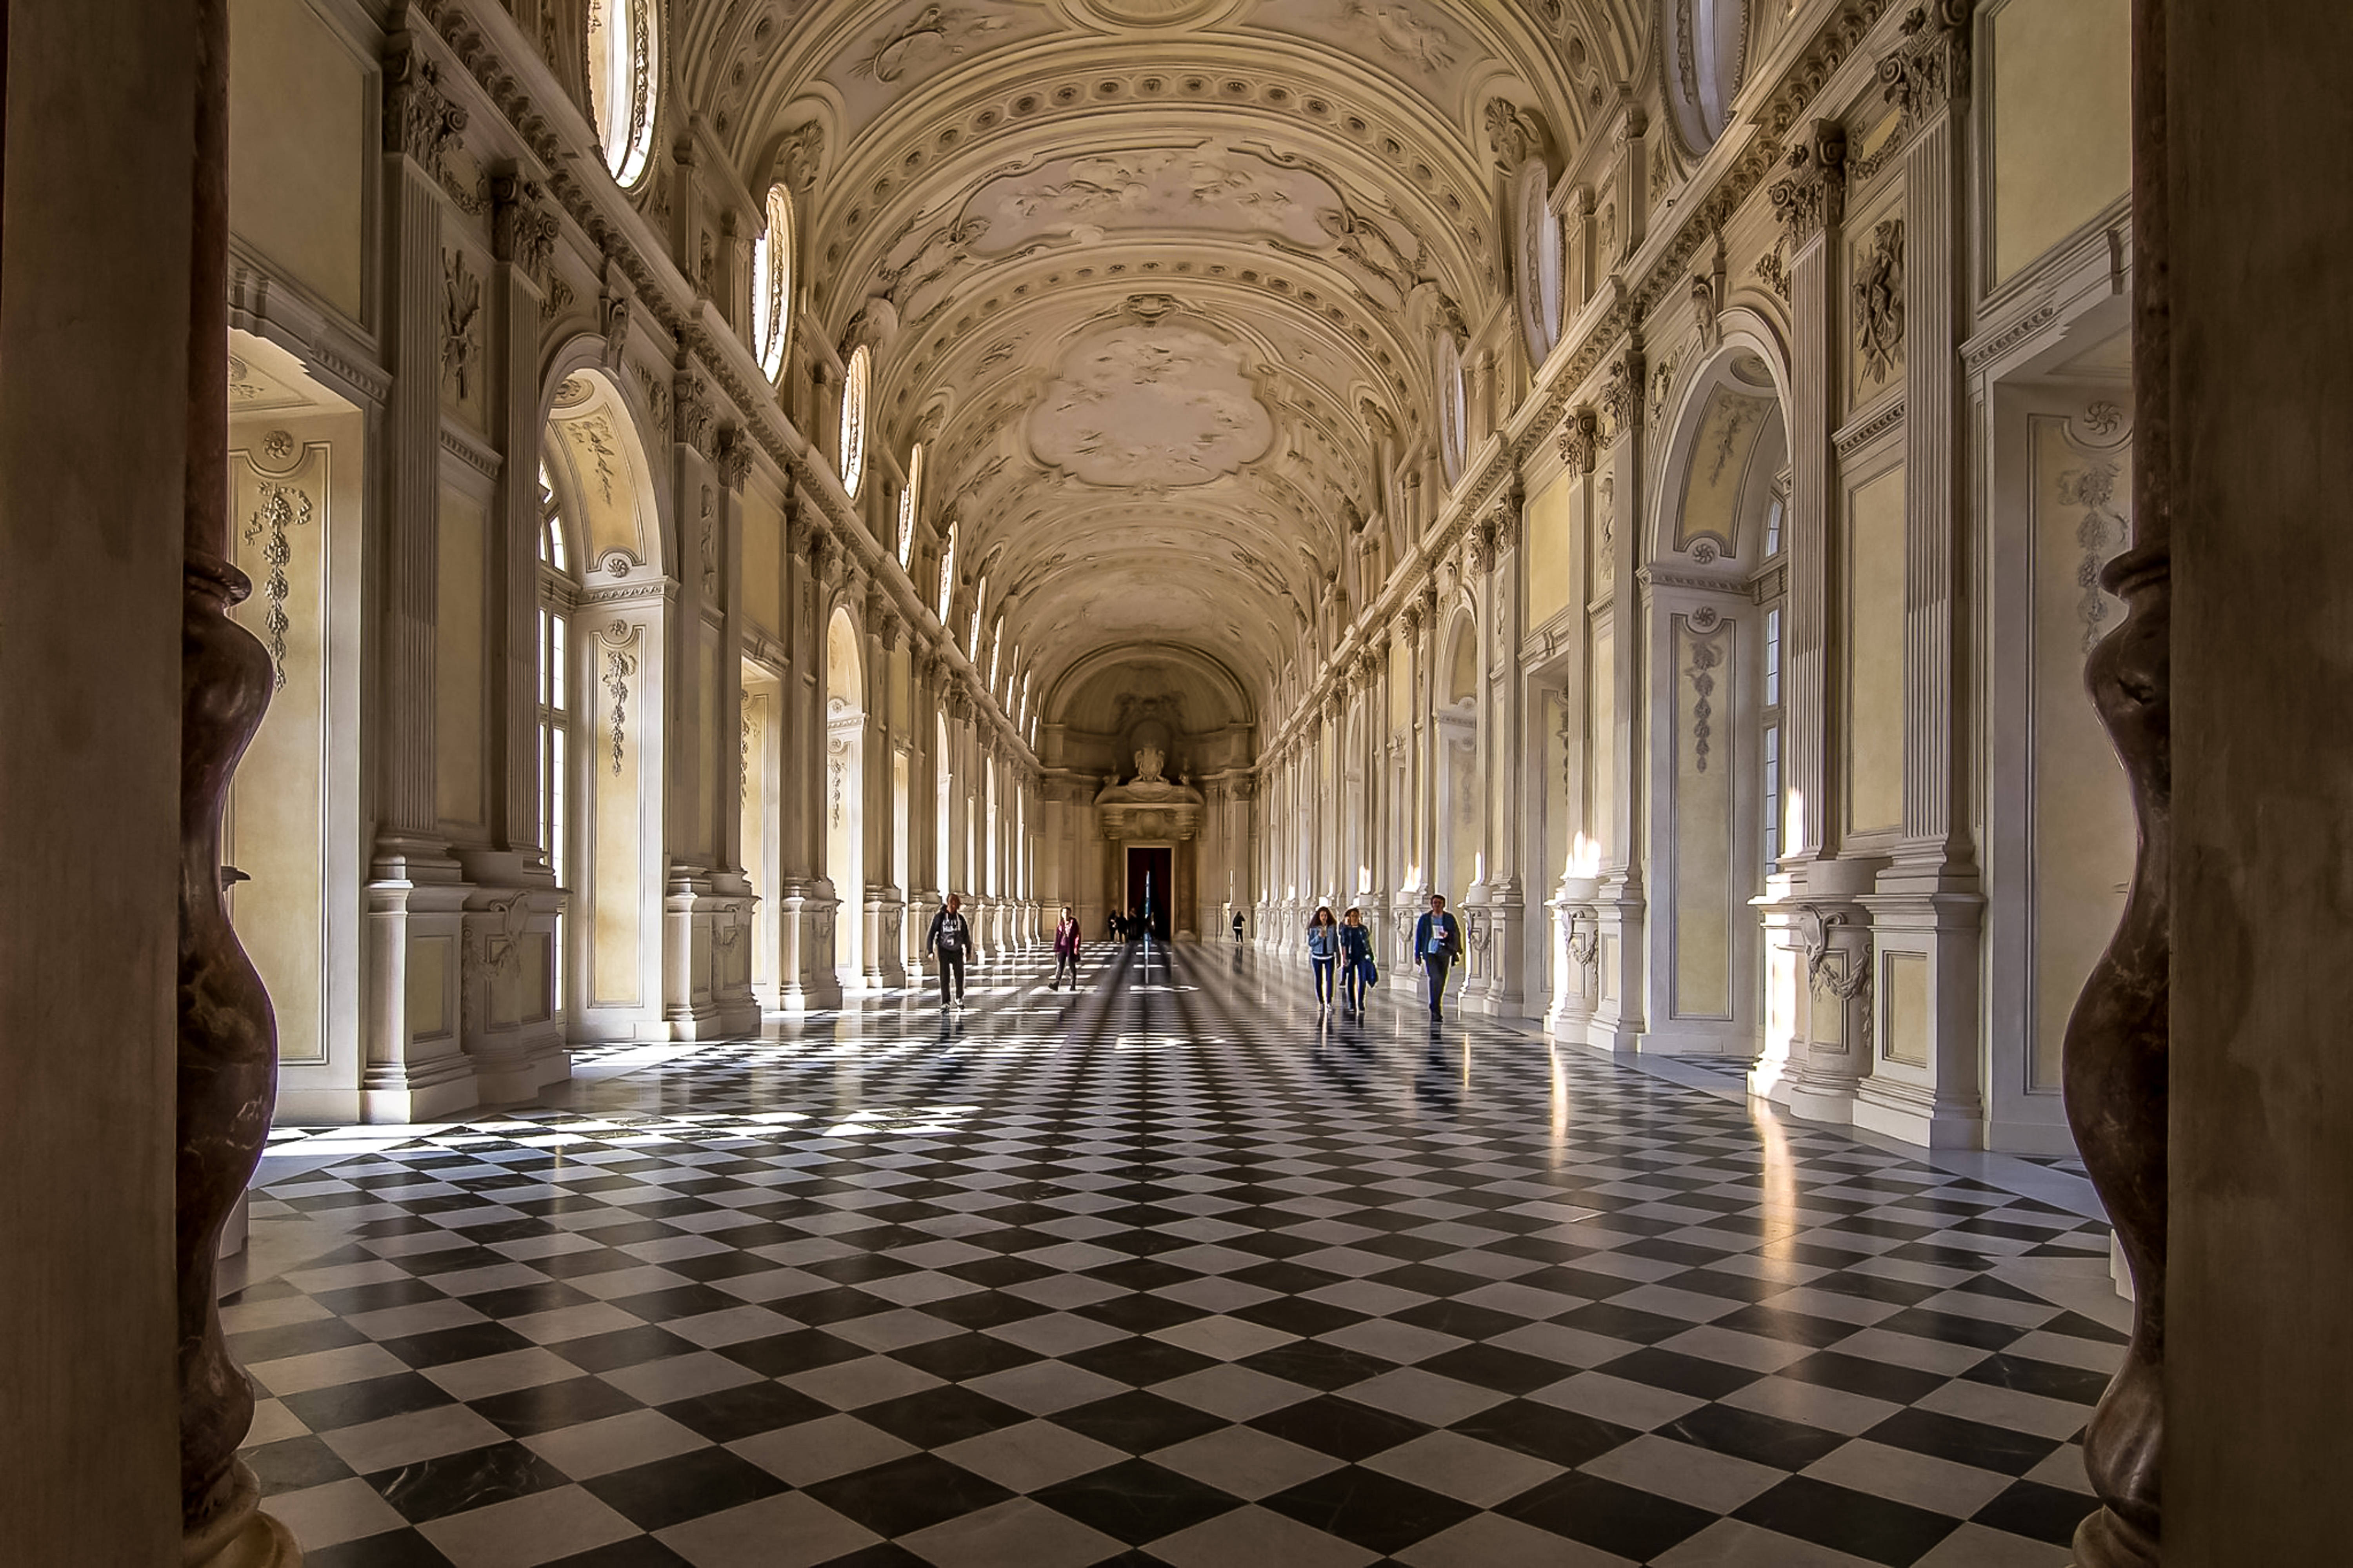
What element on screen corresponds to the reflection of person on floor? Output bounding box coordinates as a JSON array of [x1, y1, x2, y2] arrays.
[[926, 894, 971, 1007], [1412, 893, 1462, 1023], [1051, 905, 1082, 990]]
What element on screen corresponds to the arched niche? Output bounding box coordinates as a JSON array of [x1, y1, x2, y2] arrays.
[[542, 357, 669, 582], [825, 605, 866, 984], [1637, 331, 1791, 1057], [539, 359, 672, 1043], [1437, 610, 1480, 897]]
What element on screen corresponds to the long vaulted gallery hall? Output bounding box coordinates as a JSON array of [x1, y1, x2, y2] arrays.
[[6, 0, 2348, 1563]]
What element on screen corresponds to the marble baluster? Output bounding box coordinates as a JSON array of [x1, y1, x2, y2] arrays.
[[178, 0, 300, 1562], [2061, 0, 2169, 1560]]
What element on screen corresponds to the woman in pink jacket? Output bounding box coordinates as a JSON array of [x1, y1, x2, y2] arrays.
[[1051, 906, 1083, 990]]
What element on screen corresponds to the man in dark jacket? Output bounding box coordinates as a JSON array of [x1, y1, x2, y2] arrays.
[[1412, 893, 1462, 1023], [927, 894, 972, 1007]]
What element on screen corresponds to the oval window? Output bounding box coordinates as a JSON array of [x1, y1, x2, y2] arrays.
[[587, 0, 661, 187], [1663, 0, 1747, 154], [751, 183, 793, 383], [1514, 159, 1563, 365], [897, 442, 923, 566], [839, 344, 871, 497]]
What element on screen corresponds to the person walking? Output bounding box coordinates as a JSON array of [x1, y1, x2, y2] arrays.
[[926, 894, 972, 1008], [1051, 905, 1083, 990], [1412, 893, 1462, 1023], [1306, 906, 1340, 1009], [1231, 910, 1246, 942], [1337, 907, 1375, 1014]]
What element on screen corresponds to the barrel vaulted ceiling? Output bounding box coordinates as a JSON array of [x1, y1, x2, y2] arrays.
[[674, 0, 1653, 712]]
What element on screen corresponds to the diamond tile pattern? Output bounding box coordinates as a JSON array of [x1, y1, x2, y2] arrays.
[[236, 946, 2118, 1567]]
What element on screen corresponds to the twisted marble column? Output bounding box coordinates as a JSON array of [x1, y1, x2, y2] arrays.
[[2062, 0, 2169, 1559], [179, 0, 300, 1561]]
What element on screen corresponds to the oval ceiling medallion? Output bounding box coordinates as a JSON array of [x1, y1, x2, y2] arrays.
[[1076, 0, 1233, 27]]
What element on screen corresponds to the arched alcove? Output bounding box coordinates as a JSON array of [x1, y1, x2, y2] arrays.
[[1437, 611, 1480, 898], [1641, 339, 1791, 1058], [826, 605, 866, 986], [542, 363, 671, 1043]]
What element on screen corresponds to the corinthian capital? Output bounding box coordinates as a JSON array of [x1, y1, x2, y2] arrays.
[[1768, 120, 1848, 246], [1879, 2, 1976, 119]]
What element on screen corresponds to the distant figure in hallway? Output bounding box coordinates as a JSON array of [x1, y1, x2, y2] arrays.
[[1051, 905, 1082, 990], [1413, 893, 1462, 1023], [1106, 910, 1121, 943], [1306, 906, 1340, 1009], [1232, 910, 1246, 942], [1338, 907, 1374, 1014], [927, 894, 971, 1007]]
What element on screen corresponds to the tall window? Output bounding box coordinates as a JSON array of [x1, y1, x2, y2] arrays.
[[536, 466, 575, 1006], [988, 618, 1004, 693], [1434, 329, 1467, 482], [936, 520, 957, 623], [751, 183, 793, 383], [968, 575, 987, 654], [839, 343, 871, 496], [587, 0, 660, 187], [897, 443, 923, 567], [1761, 604, 1783, 870]]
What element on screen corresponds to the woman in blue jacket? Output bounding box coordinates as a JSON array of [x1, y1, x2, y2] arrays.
[[1337, 907, 1374, 1014], [1305, 906, 1340, 1009]]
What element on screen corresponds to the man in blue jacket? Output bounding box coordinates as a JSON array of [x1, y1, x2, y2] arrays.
[[1412, 892, 1462, 1023]]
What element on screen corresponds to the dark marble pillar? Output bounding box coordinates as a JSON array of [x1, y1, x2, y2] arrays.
[[178, 0, 299, 1561], [2061, 0, 2169, 1561]]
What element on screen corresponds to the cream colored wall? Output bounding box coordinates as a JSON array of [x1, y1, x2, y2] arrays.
[[1672, 614, 1735, 1017], [1389, 640, 1411, 732], [590, 627, 647, 1008], [1590, 619, 1615, 861], [1844, 465, 1906, 835], [1885, 950, 1930, 1067], [1991, 0, 2131, 282], [227, 439, 330, 1062], [744, 488, 782, 636], [227, 0, 364, 321], [1525, 473, 1575, 625], [435, 488, 486, 826], [2030, 414, 2135, 1087]]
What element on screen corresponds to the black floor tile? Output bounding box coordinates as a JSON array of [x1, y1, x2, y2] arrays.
[[582, 1446, 787, 1532], [1497, 1466, 1717, 1561], [1973, 1477, 2102, 1545], [1029, 1458, 1243, 1545], [1735, 1474, 1961, 1566], [806, 1452, 1019, 1536]]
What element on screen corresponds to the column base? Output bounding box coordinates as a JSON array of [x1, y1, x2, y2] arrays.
[[185, 1463, 302, 1568], [1855, 1074, 1985, 1148], [1784, 1076, 1858, 1125], [358, 1058, 478, 1123]]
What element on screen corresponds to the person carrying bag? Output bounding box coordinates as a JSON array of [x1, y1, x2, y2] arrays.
[[1412, 892, 1462, 1023]]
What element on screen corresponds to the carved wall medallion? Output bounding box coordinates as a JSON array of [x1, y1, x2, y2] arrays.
[[1853, 218, 1905, 387]]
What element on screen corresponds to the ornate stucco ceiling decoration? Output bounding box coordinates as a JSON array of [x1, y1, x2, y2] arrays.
[[674, 0, 1647, 709]]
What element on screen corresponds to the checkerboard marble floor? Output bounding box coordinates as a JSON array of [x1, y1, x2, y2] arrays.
[[231, 943, 2123, 1568]]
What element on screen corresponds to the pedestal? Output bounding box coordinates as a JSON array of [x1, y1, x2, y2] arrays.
[[1782, 856, 1885, 1125]]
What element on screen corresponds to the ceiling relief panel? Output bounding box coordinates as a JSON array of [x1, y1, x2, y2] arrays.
[[964, 144, 1342, 253], [1245, 0, 1488, 100], [820, 1, 1065, 136], [1026, 320, 1276, 488]]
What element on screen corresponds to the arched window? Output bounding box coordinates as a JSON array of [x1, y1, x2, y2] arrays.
[[535, 465, 576, 1002], [897, 443, 923, 567], [988, 619, 1004, 694], [587, 0, 660, 187], [936, 520, 957, 623], [839, 343, 871, 497], [751, 183, 793, 383], [968, 576, 987, 655]]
